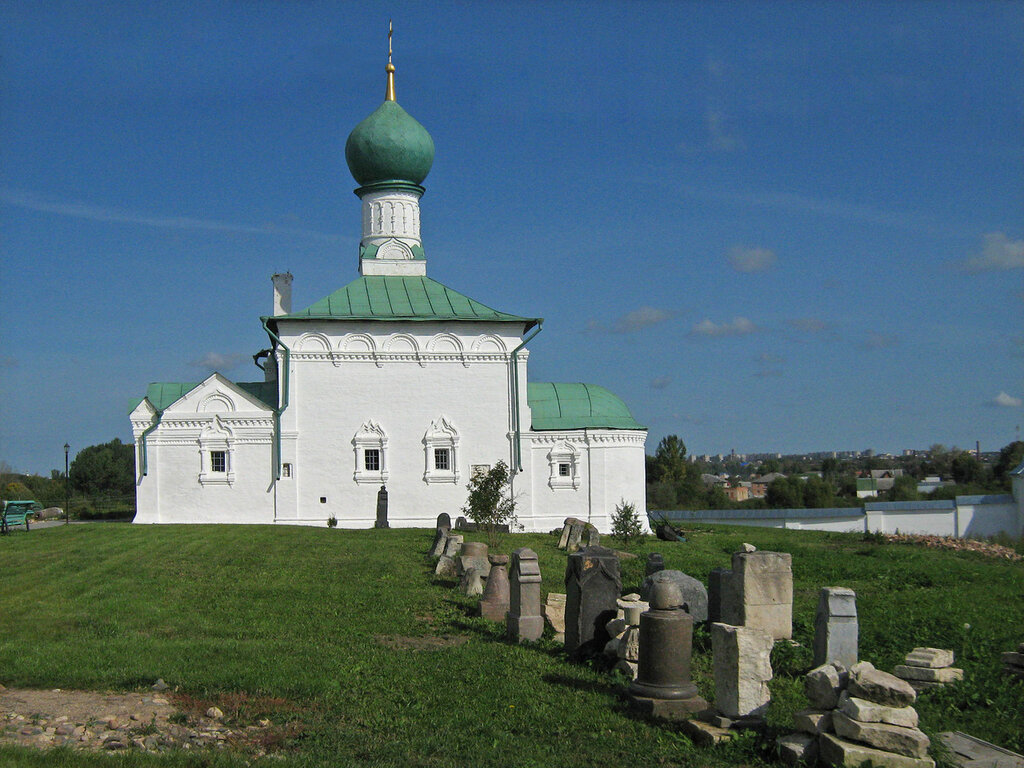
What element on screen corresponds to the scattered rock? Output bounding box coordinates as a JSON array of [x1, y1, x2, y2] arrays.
[[848, 661, 916, 708], [151, 679, 169, 692], [778, 732, 818, 766], [819, 732, 935, 768], [805, 662, 848, 709], [206, 707, 224, 720], [831, 710, 930, 759], [903, 648, 953, 669], [837, 691, 918, 728]]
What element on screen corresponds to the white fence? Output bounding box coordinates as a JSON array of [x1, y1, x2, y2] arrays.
[[661, 491, 1022, 540]]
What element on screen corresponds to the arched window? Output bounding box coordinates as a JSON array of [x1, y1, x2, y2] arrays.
[[547, 441, 581, 490], [198, 416, 235, 486], [353, 421, 388, 484], [423, 417, 459, 484]]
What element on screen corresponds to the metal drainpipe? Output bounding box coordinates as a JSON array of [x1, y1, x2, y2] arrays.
[[509, 322, 543, 473], [139, 410, 164, 476], [261, 318, 292, 480]]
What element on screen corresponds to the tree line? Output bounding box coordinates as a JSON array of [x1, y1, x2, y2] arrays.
[[647, 435, 1024, 512]]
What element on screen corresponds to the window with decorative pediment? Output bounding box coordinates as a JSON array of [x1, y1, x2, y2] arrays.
[[423, 417, 459, 484], [547, 441, 580, 490], [198, 416, 235, 486], [353, 421, 388, 484]]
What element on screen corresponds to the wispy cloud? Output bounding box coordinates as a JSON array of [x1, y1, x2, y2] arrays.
[[955, 232, 1024, 272], [787, 317, 831, 334], [728, 245, 777, 273], [860, 332, 899, 350], [753, 352, 783, 378], [649, 375, 673, 390], [587, 306, 673, 334], [678, 184, 967, 238], [0, 187, 344, 242], [189, 352, 249, 371], [990, 391, 1022, 408], [691, 317, 759, 338]]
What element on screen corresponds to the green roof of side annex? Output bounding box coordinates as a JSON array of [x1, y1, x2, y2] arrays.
[[528, 382, 645, 431], [270, 275, 540, 329]]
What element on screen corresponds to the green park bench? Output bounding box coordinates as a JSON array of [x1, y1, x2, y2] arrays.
[[1, 500, 41, 534]]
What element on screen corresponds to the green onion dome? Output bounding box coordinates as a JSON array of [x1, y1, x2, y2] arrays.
[[345, 100, 435, 188]]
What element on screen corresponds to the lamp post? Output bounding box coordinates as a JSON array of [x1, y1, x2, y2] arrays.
[[64, 443, 70, 525]]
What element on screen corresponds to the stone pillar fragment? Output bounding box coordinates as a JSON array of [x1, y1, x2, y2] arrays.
[[543, 593, 566, 643], [507, 548, 543, 642], [457, 541, 491, 579], [478, 555, 510, 622], [564, 546, 621, 656], [627, 580, 708, 719], [732, 550, 792, 640], [813, 587, 858, 668], [711, 622, 773, 719], [557, 518, 579, 549]]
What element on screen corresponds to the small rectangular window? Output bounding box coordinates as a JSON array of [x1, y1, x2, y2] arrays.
[[364, 449, 380, 472], [282, 463, 292, 478], [558, 462, 571, 477], [211, 451, 226, 473], [434, 448, 450, 471]]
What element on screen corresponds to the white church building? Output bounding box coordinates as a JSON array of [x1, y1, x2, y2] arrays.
[[130, 49, 647, 532]]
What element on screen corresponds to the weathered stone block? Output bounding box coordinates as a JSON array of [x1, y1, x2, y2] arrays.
[[441, 535, 463, 558], [805, 662, 848, 709], [732, 550, 793, 640], [813, 587, 858, 669], [793, 708, 833, 735], [832, 710, 930, 758], [477, 556, 509, 622], [618, 625, 640, 662], [778, 732, 818, 766], [460, 567, 484, 597], [711, 622, 773, 719], [893, 665, 962, 684], [543, 593, 566, 641], [641, 570, 708, 623], [819, 732, 935, 768], [433, 555, 457, 579], [837, 691, 918, 728], [680, 717, 733, 746], [1000, 651, 1024, 667], [709, 567, 736, 625], [849, 662, 916, 708], [903, 648, 953, 668]]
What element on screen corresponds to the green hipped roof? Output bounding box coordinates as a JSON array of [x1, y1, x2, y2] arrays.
[[528, 382, 645, 431], [272, 275, 539, 329], [133, 380, 278, 413]]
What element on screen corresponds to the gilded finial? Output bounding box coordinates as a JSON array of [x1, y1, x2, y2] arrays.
[[385, 20, 396, 101]]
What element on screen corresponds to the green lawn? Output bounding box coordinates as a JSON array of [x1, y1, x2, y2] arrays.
[[1, 523, 1022, 767]]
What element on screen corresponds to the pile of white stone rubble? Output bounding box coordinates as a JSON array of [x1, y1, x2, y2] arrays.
[[781, 660, 934, 768], [892, 648, 962, 692]]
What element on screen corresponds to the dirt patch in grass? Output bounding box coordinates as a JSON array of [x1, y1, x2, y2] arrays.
[[375, 634, 468, 651], [0, 685, 303, 757]]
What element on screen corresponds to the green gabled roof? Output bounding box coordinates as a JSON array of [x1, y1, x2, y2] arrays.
[[135, 380, 277, 413], [271, 275, 540, 329], [528, 382, 645, 431]]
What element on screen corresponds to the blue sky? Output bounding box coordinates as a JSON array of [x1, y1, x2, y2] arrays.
[[2, 1, 1022, 474]]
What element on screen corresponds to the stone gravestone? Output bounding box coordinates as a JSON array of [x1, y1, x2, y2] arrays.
[[507, 548, 543, 642], [433, 534, 463, 578], [711, 622, 774, 721], [641, 570, 708, 623], [564, 545, 622, 656], [731, 550, 793, 640], [564, 519, 587, 552], [628, 580, 708, 719], [557, 518, 580, 549], [708, 567, 734, 624], [436, 513, 451, 530], [457, 541, 491, 580], [478, 554, 510, 622], [646, 552, 665, 577], [429, 528, 449, 558], [813, 587, 858, 668], [374, 485, 389, 528]]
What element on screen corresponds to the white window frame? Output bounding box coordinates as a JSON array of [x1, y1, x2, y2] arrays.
[[423, 417, 459, 484], [547, 441, 581, 490], [353, 421, 388, 484], [199, 416, 235, 486]]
